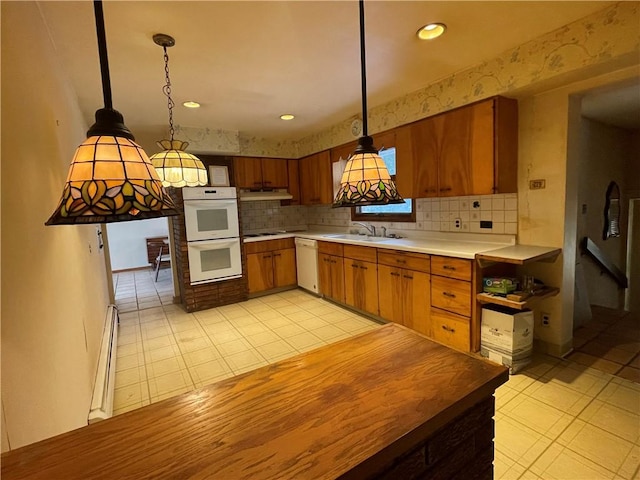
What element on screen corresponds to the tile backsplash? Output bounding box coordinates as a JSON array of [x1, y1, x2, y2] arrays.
[[241, 194, 518, 236]]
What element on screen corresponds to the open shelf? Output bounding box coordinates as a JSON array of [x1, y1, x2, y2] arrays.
[[476, 286, 560, 310]]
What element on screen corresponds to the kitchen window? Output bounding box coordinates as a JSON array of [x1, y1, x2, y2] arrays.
[[352, 147, 415, 222]]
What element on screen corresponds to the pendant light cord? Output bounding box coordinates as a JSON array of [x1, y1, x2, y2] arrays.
[[359, 0, 368, 137], [93, 0, 112, 110], [162, 46, 175, 141]]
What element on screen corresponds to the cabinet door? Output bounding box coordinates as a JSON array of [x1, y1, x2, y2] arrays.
[[330, 255, 345, 304], [468, 99, 496, 195], [402, 270, 430, 336], [378, 265, 404, 324], [412, 117, 439, 198], [273, 248, 297, 288], [287, 160, 300, 205], [318, 253, 333, 298], [330, 141, 357, 164], [437, 106, 473, 197], [247, 252, 274, 293], [299, 153, 319, 205], [261, 158, 289, 189], [317, 150, 333, 204], [344, 259, 378, 316], [394, 125, 415, 198], [234, 157, 263, 189]]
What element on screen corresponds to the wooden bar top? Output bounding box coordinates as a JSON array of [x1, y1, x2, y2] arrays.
[[2, 324, 508, 480]]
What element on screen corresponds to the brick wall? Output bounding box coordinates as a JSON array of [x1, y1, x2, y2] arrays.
[[169, 188, 248, 313]]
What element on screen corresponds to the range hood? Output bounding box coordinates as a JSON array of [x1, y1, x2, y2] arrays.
[[238, 189, 293, 202]]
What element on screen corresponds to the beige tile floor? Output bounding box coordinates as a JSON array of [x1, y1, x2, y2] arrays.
[[113, 269, 640, 480]]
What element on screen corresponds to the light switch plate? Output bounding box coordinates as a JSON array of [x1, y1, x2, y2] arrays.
[[529, 179, 546, 190]]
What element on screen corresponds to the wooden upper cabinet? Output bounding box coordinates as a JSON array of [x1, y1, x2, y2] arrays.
[[371, 130, 395, 152], [233, 157, 289, 189], [234, 157, 263, 189], [330, 140, 358, 164], [299, 150, 332, 205], [410, 117, 440, 198], [394, 125, 416, 198], [261, 158, 289, 189], [408, 95, 518, 198], [287, 160, 301, 205]]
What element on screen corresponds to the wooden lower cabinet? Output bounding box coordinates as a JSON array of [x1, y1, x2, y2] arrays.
[[431, 275, 472, 317], [378, 265, 430, 335], [247, 252, 275, 293], [273, 248, 297, 288], [246, 239, 297, 295], [430, 308, 471, 352], [378, 265, 404, 324], [318, 253, 345, 303], [344, 259, 378, 316]]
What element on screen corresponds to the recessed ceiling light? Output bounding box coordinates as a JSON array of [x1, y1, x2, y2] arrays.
[[280, 114, 295, 121], [183, 101, 200, 108], [417, 23, 446, 41]]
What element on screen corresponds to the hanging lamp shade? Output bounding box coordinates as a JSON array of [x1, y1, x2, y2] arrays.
[[333, 0, 403, 208], [150, 140, 208, 187], [149, 33, 207, 188], [333, 136, 403, 206], [46, 2, 178, 225]]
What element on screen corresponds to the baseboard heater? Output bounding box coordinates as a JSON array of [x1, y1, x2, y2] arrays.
[[88, 304, 119, 424]]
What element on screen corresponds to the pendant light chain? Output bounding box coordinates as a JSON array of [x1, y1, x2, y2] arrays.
[[162, 45, 175, 142]]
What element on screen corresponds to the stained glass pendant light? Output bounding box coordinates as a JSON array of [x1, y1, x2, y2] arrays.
[[149, 34, 207, 188], [333, 0, 404, 207], [46, 1, 178, 225]]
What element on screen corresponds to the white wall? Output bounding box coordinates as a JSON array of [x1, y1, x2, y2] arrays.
[[1, 2, 111, 449], [517, 66, 640, 356], [107, 218, 170, 271]]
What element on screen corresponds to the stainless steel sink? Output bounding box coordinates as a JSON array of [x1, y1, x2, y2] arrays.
[[322, 234, 393, 243]]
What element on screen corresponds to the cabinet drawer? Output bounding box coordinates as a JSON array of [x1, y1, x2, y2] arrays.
[[244, 238, 295, 254], [430, 308, 470, 352], [318, 241, 344, 256], [431, 275, 471, 317], [377, 250, 430, 273], [431, 256, 472, 280], [343, 244, 377, 263]]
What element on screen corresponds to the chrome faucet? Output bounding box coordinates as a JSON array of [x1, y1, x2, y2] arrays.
[[380, 226, 387, 238], [353, 222, 376, 237]]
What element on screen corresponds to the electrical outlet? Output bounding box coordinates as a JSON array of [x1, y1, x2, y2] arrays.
[[453, 218, 461, 230], [541, 312, 551, 327], [529, 179, 546, 190]]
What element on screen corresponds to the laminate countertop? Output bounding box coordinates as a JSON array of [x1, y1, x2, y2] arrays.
[[1, 324, 508, 479], [243, 230, 514, 259]]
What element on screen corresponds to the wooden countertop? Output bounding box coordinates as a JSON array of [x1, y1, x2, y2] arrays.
[[1, 324, 508, 480]]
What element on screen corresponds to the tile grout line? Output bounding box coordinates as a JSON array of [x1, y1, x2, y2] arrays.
[[510, 372, 621, 480]]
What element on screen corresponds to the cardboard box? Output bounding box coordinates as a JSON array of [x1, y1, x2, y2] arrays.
[[480, 306, 534, 374]]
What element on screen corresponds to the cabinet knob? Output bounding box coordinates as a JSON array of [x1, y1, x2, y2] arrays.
[[351, 264, 358, 268], [441, 325, 455, 333], [440, 187, 452, 192], [443, 265, 456, 271], [360, 266, 367, 270], [396, 259, 406, 264], [442, 291, 456, 298], [390, 272, 400, 277], [403, 275, 413, 280]]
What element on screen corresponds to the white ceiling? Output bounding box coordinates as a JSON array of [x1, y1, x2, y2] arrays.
[[38, 1, 622, 143]]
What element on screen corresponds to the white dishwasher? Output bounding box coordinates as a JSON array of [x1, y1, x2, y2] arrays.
[[295, 238, 319, 294]]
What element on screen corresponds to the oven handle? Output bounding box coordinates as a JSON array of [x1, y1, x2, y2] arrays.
[[184, 199, 238, 209], [188, 238, 239, 249]]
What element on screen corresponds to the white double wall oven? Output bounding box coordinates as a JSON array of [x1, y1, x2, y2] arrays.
[[183, 187, 242, 285]]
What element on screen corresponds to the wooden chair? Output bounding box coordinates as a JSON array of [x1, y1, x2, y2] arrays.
[[153, 242, 171, 282]]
